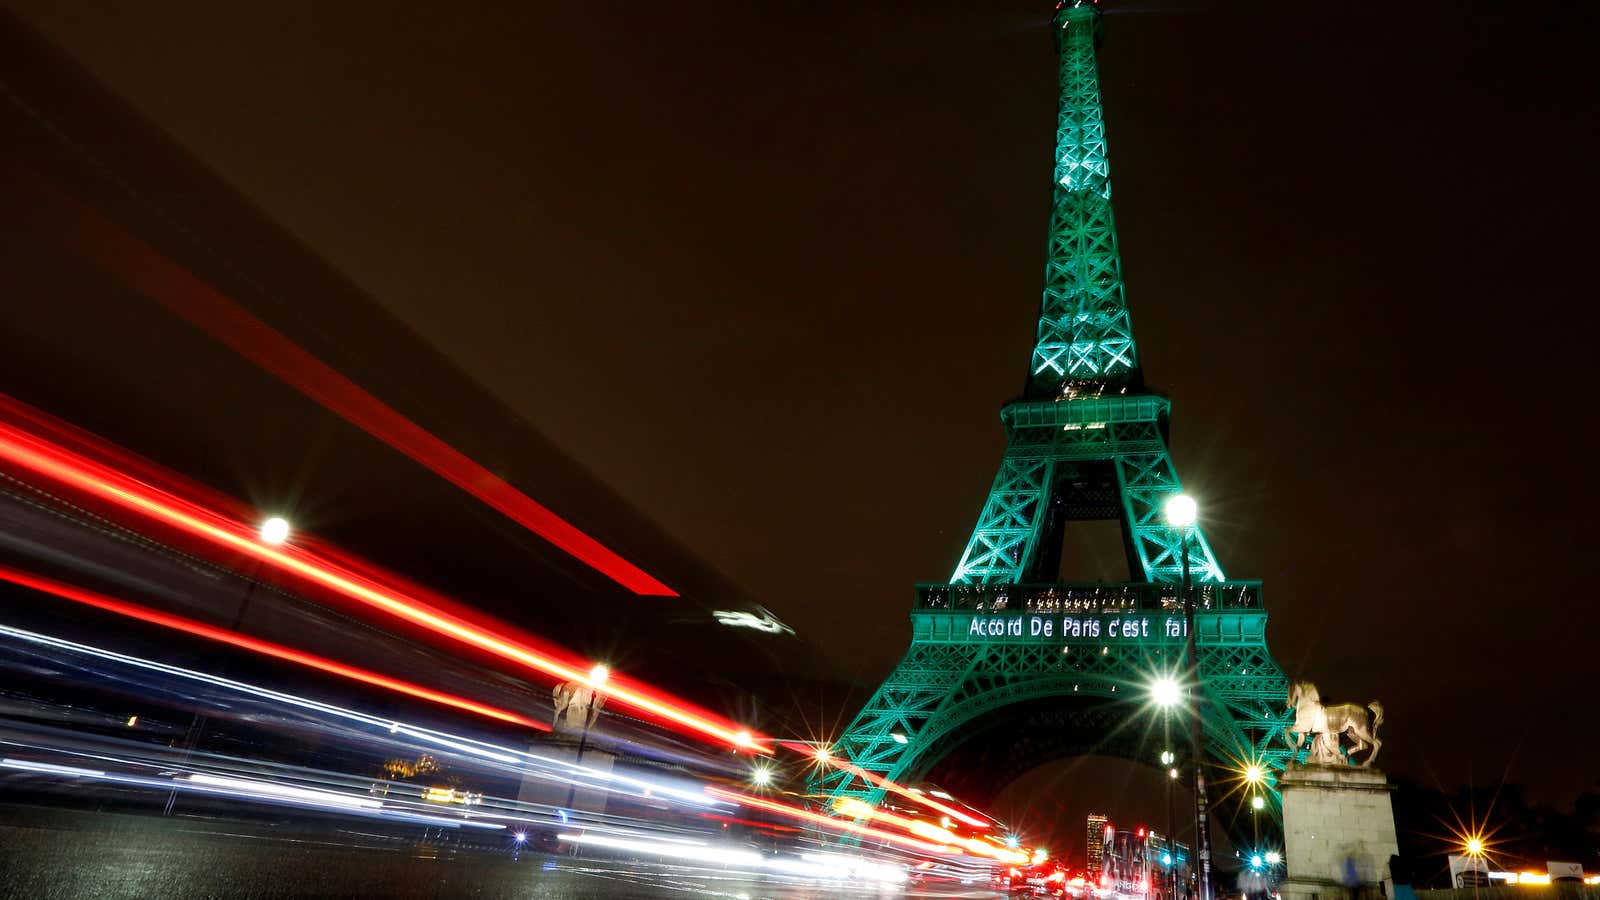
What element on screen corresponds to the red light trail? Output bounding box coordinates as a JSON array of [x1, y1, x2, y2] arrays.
[[0, 564, 546, 730], [0, 403, 771, 754], [6, 164, 675, 598], [702, 787, 957, 856], [779, 741, 990, 829]]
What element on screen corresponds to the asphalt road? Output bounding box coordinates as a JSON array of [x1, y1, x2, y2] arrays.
[[0, 804, 1005, 899]]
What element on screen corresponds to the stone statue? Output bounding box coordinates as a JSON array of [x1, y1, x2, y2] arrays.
[[1285, 680, 1383, 767], [552, 680, 605, 734]]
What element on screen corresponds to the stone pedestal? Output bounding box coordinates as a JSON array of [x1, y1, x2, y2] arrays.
[[1279, 763, 1398, 900], [516, 741, 615, 816]]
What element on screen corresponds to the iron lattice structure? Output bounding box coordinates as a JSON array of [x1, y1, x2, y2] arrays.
[[1028, 1, 1135, 394], [814, 1, 1295, 828]]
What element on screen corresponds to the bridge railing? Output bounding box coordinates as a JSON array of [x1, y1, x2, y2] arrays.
[[915, 581, 1263, 613]]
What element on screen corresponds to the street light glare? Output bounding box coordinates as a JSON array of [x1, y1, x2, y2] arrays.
[[1244, 764, 1263, 784], [1151, 677, 1181, 708], [1164, 494, 1198, 527], [1265, 851, 1281, 865], [587, 663, 611, 685], [1252, 796, 1265, 810], [259, 516, 290, 545], [750, 765, 773, 787], [1160, 750, 1175, 766], [1465, 837, 1484, 856], [1169, 767, 1179, 780]]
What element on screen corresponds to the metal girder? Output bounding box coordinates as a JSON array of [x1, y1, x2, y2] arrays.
[[951, 413, 1224, 586], [1029, 4, 1138, 397], [814, 621, 1294, 815]]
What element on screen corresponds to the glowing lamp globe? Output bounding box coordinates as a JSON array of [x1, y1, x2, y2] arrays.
[[1252, 796, 1265, 810], [1244, 764, 1264, 784], [1150, 677, 1181, 708], [1164, 494, 1197, 528], [1466, 837, 1484, 856], [259, 516, 290, 545]]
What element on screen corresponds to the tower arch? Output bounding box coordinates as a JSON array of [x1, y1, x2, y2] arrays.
[[810, 1, 1301, 871]]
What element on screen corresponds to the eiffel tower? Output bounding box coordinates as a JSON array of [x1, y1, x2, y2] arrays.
[[814, 0, 1295, 833]]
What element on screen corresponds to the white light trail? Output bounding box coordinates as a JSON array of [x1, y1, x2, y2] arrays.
[[0, 622, 717, 808], [186, 773, 381, 810], [556, 832, 907, 885]]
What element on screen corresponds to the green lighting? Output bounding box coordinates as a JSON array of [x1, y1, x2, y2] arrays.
[[810, 3, 1294, 840]]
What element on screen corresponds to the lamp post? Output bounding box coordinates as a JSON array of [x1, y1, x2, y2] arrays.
[[1162, 749, 1177, 900], [560, 663, 609, 815], [164, 516, 290, 817], [1251, 793, 1264, 857], [1165, 493, 1212, 900]]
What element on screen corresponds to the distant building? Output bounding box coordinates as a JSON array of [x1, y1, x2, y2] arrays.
[[1087, 814, 1110, 878]]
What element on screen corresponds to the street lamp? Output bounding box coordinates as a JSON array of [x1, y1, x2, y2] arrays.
[[561, 663, 611, 816], [1265, 851, 1281, 866], [1166, 492, 1212, 900], [1252, 796, 1265, 811], [259, 516, 291, 545], [1163, 747, 1178, 900], [750, 765, 773, 787], [1151, 677, 1181, 708], [1164, 495, 1197, 529], [1244, 765, 1263, 785], [166, 515, 293, 817], [1465, 837, 1484, 857]]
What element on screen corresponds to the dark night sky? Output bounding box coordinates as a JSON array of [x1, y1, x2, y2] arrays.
[[10, 0, 1600, 810]]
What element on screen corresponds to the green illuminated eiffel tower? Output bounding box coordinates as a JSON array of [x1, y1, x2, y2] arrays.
[[814, 0, 1294, 825]]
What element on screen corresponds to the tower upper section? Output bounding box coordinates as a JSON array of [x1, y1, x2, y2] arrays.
[[1025, 1, 1141, 400]]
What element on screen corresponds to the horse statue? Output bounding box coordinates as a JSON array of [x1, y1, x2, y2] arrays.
[[552, 680, 605, 734], [1285, 680, 1383, 767]]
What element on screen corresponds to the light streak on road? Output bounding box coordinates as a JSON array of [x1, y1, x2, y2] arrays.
[[702, 786, 959, 856], [0, 405, 771, 754], [0, 564, 546, 730], [780, 740, 991, 829], [0, 758, 103, 778], [830, 796, 1028, 864], [0, 622, 721, 809], [185, 773, 382, 810], [0, 757, 500, 827], [555, 832, 907, 885]]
